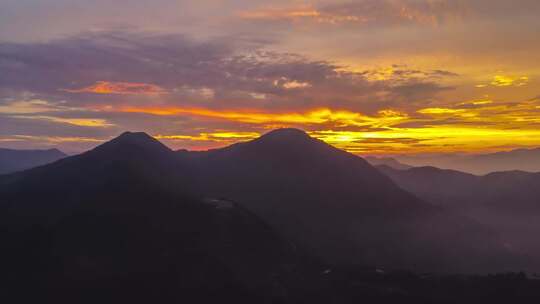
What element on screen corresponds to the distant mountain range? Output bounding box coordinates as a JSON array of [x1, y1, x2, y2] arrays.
[[0, 148, 66, 174], [395, 147, 540, 175], [364, 156, 412, 170], [1, 129, 537, 302], [377, 164, 540, 263]]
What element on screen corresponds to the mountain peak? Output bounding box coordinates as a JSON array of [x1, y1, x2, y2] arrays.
[[245, 128, 321, 150], [95, 131, 171, 155], [116, 131, 155, 142], [257, 128, 313, 143], [45, 148, 67, 156], [263, 128, 309, 137]]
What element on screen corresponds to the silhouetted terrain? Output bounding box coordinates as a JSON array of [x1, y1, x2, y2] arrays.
[[2, 130, 540, 303], [0, 132, 315, 303], [378, 165, 540, 266], [178, 129, 516, 273], [396, 147, 540, 175], [0, 147, 66, 174]]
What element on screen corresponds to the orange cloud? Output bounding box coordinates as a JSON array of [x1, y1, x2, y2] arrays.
[[63, 81, 167, 95], [239, 6, 322, 20], [239, 5, 368, 25], [238, 1, 458, 26]]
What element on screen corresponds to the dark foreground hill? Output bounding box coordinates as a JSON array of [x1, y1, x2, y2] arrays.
[[377, 165, 540, 266], [0, 132, 315, 303], [0, 147, 66, 174], [178, 128, 517, 273]]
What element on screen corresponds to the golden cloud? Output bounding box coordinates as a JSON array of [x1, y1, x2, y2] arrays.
[[155, 132, 260, 142], [418, 108, 465, 114], [491, 75, 529, 87], [31, 116, 114, 127], [476, 75, 530, 88]]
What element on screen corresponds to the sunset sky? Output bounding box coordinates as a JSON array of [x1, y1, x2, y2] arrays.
[[1, 0, 540, 155]]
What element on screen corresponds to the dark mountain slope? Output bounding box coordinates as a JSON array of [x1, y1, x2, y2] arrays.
[[0, 132, 311, 304], [178, 128, 515, 273], [0, 147, 66, 174]]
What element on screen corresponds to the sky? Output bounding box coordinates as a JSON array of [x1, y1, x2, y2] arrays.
[[1, 0, 540, 155]]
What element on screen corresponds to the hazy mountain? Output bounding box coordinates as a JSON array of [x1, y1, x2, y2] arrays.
[[0, 147, 66, 174], [364, 156, 412, 170], [377, 165, 540, 264], [0, 132, 313, 303], [178, 128, 516, 273], [395, 147, 540, 175], [377, 165, 481, 206], [378, 165, 540, 214]]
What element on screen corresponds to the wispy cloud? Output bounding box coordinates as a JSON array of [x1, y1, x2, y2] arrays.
[[63, 81, 167, 95], [238, 1, 465, 27]]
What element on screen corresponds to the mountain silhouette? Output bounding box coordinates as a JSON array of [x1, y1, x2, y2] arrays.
[[178, 128, 515, 272], [2, 129, 539, 303], [0, 132, 313, 304], [0, 147, 66, 174]]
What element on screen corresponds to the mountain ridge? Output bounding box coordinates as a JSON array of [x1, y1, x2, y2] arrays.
[[0, 147, 67, 174]]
